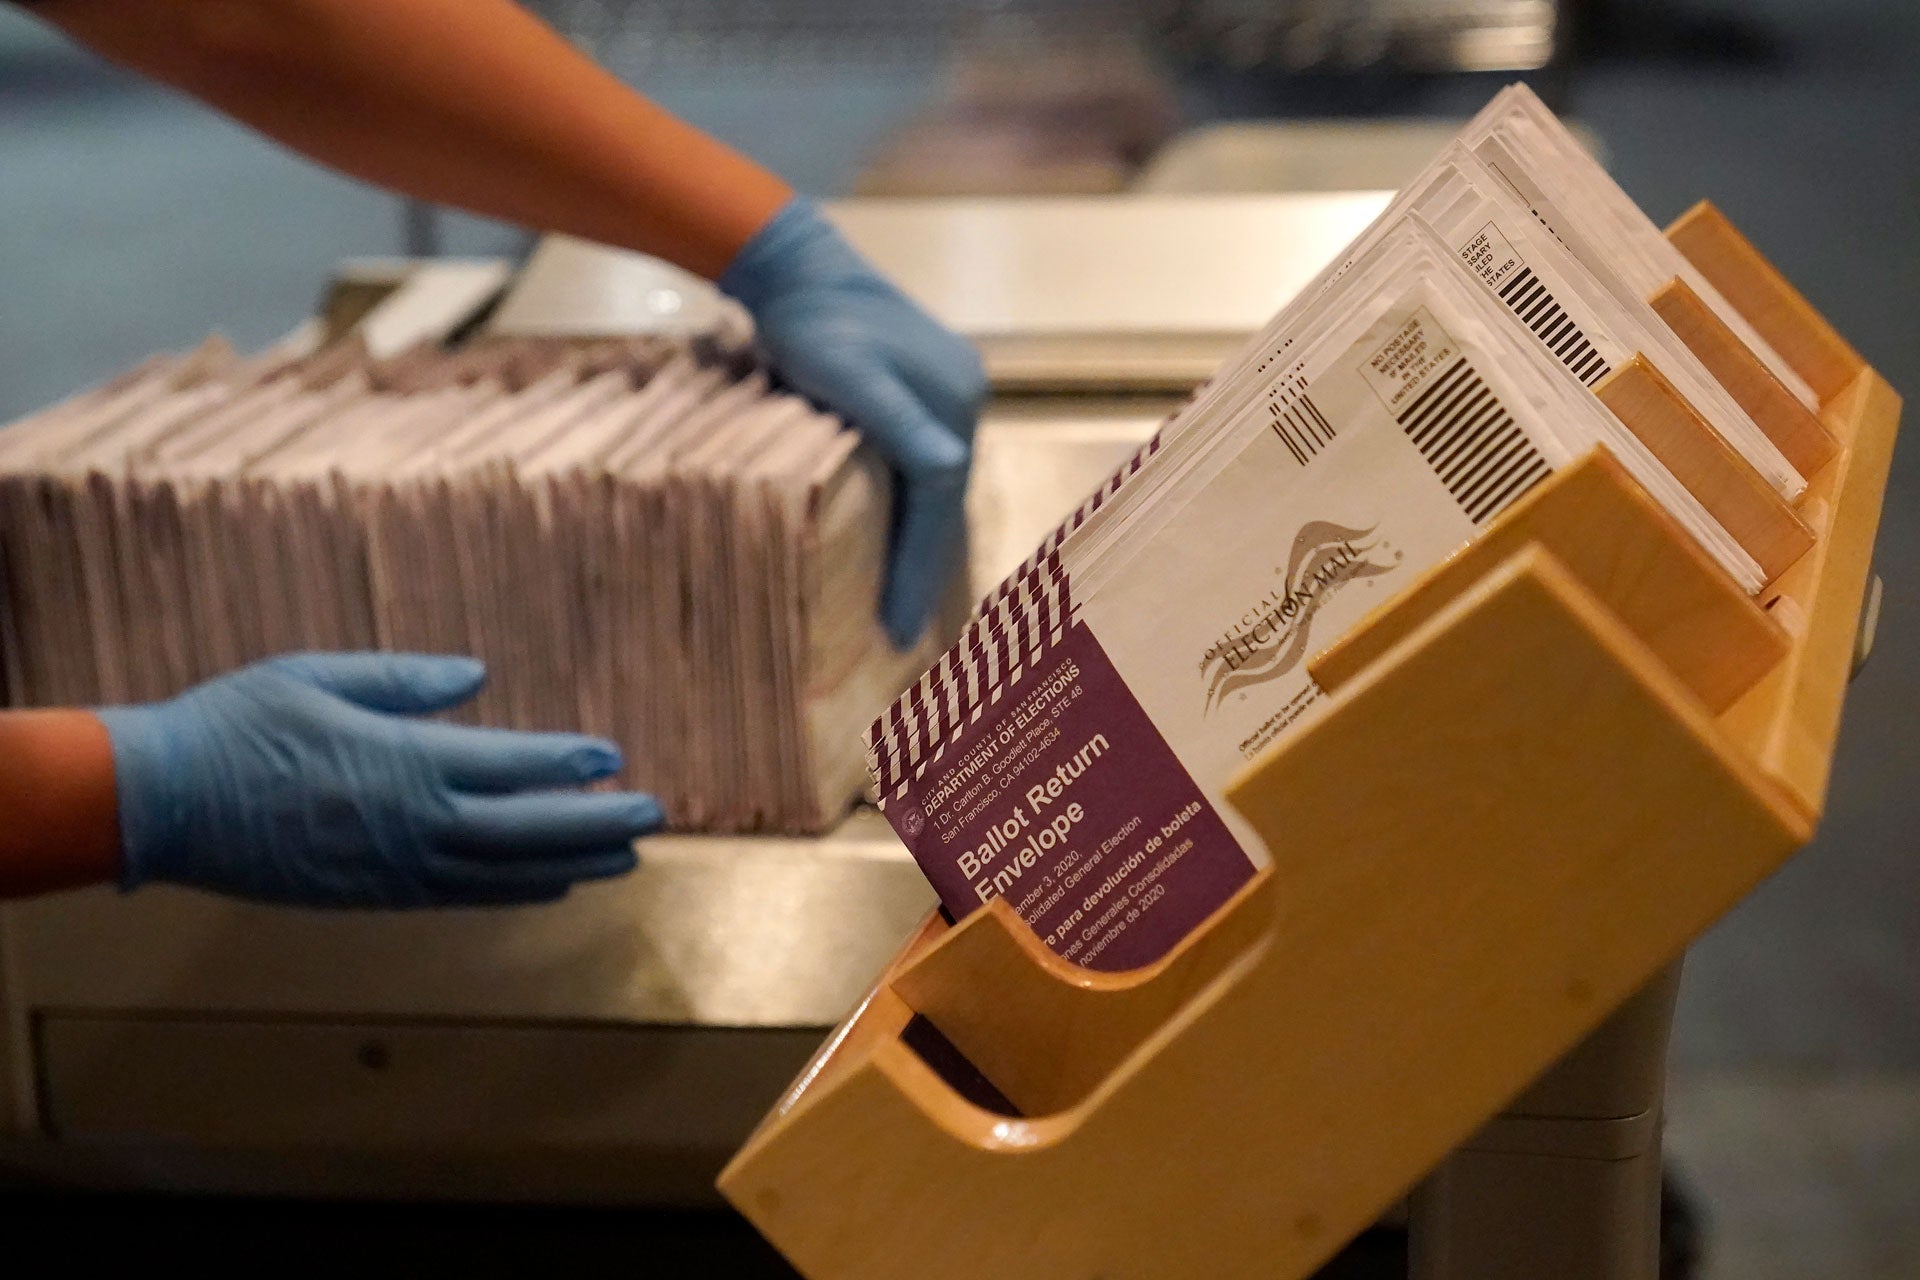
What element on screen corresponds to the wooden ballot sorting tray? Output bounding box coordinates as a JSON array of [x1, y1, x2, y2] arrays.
[[715, 204, 1903, 1280]]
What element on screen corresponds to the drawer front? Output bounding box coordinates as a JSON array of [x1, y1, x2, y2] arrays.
[[40, 1014, 818, 1153]]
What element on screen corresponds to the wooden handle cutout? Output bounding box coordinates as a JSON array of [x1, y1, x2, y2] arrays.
[[891, 869, 1278, 1115]]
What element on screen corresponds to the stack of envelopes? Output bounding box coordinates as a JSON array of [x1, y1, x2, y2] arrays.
[[0, 334, 942, 833], [867, 85, 1827, 971]]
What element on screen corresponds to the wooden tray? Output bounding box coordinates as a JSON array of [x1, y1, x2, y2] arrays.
[[717, 204, 1902, 1280]]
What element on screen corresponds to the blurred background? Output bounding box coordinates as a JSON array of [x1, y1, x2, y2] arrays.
[[1, 0, 1915, 1275]]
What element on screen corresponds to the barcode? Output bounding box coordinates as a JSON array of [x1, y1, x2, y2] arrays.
[[1266, 380, 1337, 467], [1397, 357, 1553, 524], [1496, 267, 1611, 386]]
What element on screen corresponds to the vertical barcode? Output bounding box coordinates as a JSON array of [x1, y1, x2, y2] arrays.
[[1266, 378, 1337, 467], [1396, 357, 1553, 524], [1496, 267, 1612, 386]]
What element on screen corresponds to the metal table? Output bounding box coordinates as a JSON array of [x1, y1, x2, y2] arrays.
[[0, 193, 1383, 1207]]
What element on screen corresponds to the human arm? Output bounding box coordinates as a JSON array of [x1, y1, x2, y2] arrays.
[[0, 709, 122, 897], [26, 0, 789, 279], [1, 653, 664, 906], [25, 0, 985, 643]]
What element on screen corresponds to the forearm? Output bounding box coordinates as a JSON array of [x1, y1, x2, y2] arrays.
[[31, 0, 792, 279], [0, 710, 122, 898]]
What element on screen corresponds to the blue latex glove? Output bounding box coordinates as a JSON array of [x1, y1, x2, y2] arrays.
[[720, 195, 986, 648], [95, 653, 662, 908]]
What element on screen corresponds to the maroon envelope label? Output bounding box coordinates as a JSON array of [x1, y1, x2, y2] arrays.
[[885, 622, 1256, 971]]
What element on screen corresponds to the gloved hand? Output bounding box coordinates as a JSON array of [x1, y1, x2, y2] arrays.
[[720, 195, 987, 648], [95, 653, 662, 908]]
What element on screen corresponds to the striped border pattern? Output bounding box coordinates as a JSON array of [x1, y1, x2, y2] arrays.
[[864, 430, 1164, 805]]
